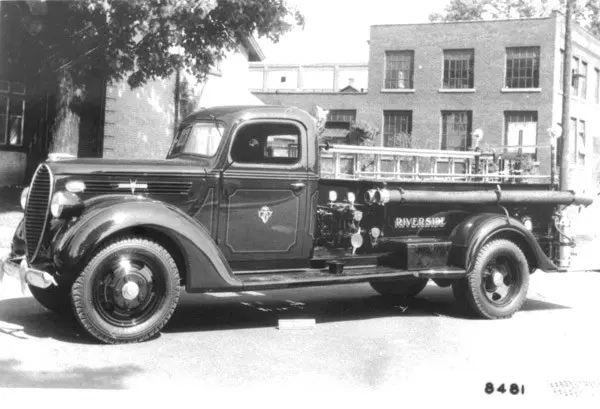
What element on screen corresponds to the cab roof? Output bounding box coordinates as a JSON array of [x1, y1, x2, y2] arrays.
[[180, 105, 316, 130]]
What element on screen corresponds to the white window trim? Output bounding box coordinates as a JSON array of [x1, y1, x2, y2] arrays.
[[501, 88, 542, 93], [439, 88, 476, 93], [381, 89, 415, 93]]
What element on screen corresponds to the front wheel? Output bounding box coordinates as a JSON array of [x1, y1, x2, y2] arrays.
[[71, 237, 181, 344], [370, 278, 428, 299], [453, 239, 530, 319]]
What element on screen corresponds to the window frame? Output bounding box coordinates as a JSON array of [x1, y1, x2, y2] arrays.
[[384, 50, 415, 90], [326, 109, 357, 128], [572, 56, 580, 96], [228, 119, 304, 169], [382, 110, 412, 148], [441, 110, 472, 151], [580, 60, 588, 99], [577, 119, 586, 166], [0, 80, 26, 150], [442, 49, 475, 89], [505, 46, 540, 89]]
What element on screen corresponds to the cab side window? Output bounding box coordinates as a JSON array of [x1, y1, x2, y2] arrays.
[[231, 122, 300, 165]]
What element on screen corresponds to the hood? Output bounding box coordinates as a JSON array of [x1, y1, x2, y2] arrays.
[[46, 157, 207, 177]]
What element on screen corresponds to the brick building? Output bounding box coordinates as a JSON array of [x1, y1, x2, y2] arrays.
[[252, 11, 600, 192]]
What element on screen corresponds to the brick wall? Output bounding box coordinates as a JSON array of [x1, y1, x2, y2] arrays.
[[103, 76, 176, 160], [0, 152, 26, 186]]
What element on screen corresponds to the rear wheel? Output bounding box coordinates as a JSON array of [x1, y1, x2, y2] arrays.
[[454, 239, 530, 319], [71, 237, 181, 344], [370, 278, 428, 299]]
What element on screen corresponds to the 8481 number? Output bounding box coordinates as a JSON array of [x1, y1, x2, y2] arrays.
[[485, 383, 525, 395]]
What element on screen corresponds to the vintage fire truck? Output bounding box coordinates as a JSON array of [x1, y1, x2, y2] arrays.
[[0, 105, 593, 344]]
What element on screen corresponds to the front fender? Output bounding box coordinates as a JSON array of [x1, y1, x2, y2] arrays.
[[53, 195, 241, 291], [449, 213, 557, 272]]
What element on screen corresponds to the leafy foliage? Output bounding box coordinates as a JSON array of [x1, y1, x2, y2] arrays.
[[5, 0, 304, 93], [429, 0, 600, 38]]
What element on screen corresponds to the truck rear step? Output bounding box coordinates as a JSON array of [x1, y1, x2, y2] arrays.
[[237, 265, 465, 291]]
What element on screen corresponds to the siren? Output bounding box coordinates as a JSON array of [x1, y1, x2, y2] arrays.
[[472, 129, 483, 149], [548, 125, 562, 146]]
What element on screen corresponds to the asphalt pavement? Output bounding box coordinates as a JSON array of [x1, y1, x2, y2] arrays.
[[1, 270, 600, 403]]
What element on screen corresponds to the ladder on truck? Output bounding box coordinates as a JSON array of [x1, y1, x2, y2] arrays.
[[319, 144, 556, 184]]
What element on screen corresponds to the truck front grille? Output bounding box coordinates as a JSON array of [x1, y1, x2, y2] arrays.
[[24, 164, 53, 262]]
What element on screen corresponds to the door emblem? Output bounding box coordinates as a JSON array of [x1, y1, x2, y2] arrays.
[[117, 179, 148, 195], [258, 206, 273, 224]]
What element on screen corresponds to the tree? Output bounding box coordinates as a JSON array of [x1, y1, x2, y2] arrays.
[[429, 0, 600, 38], [2, 0, 304, 155]]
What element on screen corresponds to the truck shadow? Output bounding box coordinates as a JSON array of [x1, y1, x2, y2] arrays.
[[0, 358, 141, 389], [163, 287, 571, 334], [0, 288, 570, 343], [0, 297, 94, 344]]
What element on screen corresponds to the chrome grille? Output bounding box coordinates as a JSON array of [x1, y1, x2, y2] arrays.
[[24, 164, 53, 262]]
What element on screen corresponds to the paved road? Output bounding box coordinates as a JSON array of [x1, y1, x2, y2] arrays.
[[1, 271, 599, 402]]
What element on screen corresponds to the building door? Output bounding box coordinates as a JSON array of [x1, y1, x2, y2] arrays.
[[505, 112, 538, 154]]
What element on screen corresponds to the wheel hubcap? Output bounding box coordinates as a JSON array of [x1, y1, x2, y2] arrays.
[[483, 259, 516, 304], [92, 252, 166, 327], [122, 281, 140, 301]]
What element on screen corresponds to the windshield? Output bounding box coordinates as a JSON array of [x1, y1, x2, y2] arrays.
[[170, 121, 224, 157]]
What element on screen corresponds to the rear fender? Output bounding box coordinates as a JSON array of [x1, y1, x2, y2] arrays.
[[53, 195, 241, 292], [449, 213, 557, 273]]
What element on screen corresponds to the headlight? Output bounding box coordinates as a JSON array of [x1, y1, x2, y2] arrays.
[[50, 191, 83, 219], [20, 187, 29, 210], [521, 216, 533, 231], [328, 190, 338, 202], [347, 192, 356, 203]]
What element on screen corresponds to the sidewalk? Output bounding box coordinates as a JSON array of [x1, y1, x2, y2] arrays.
[[0, 187, 22, 257]]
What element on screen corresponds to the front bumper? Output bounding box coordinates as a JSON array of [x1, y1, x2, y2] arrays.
[[0, 255, 58, 292]]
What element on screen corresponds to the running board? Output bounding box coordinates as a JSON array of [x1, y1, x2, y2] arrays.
[[238, 266, 466, 291]]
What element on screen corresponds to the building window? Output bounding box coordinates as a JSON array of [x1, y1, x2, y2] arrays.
[[505, 112, 537, 155], [0, 80, 26, 148], [323, 109, 356, 143], [505, 47, 540, 89], [384, 51, 414, 89], [577, 119, 586, 165], [595, 68, 600, 103], [581, 61, 588, 99], [383, 110, 412, 147], [327, 109, 356, 125], [441, 111, 472, 150], [572, 56, 580, 95], [442, 49, 474, 89]]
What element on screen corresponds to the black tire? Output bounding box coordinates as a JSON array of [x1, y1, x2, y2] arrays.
[[370, 278, 428, 299], [458, 239, 530, 319], [29, 283, 72, 316], [71, 237, 181, 344]]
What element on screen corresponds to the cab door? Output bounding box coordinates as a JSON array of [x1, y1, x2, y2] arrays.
[[217, 119, 310, 268]]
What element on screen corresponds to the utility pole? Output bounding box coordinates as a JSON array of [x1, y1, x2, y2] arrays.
[[559, 0, 574, 191], [558, 0, 574, 268]]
